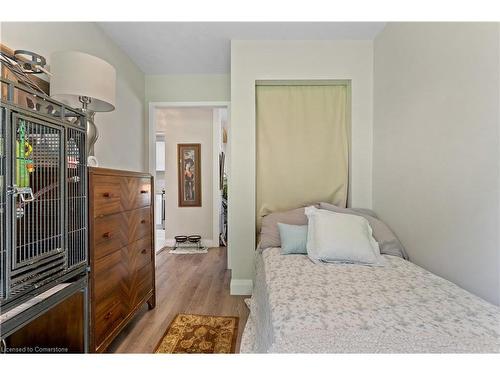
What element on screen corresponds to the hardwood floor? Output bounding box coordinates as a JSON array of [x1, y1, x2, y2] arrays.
[[107, 247, 250, 353]]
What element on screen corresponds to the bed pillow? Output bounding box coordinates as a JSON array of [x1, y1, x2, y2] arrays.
[[305, 206, 384, 265], [277, 223, 308, 254], [319, 202, 408, 260], [351, 207, 379, 219], [259, 207, 311, 249]]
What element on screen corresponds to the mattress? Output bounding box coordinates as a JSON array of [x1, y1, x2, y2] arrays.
[[240, 248, 500, 353]]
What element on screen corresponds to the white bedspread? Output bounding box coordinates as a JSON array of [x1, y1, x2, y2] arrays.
[[240, 248, 500, 353]]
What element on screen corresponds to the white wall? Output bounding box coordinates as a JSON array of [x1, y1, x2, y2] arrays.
[[1, 22, 146, 172], [229, 40, 374, 294], [373, 23, 500, 305], [146, 74, 230, 103], [156, 107, 215, 245]]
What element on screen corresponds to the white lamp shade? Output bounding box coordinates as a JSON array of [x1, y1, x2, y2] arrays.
[[50, 51, 116, 112]]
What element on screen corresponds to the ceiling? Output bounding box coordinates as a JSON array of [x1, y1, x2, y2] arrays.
[[98, 22, 386, 75]]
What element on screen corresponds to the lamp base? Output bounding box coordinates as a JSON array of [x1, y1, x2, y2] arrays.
[[85, 110, 98, 157]]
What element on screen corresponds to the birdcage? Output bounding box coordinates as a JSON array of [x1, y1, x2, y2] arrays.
[[0, 77, 88, 308]]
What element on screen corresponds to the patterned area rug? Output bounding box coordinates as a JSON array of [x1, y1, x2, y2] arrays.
[[155, 314, 239, 354]]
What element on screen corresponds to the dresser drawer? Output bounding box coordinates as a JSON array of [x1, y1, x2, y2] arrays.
[[128, 206, 152, 243], [93, 249, 125, 302], [130, 236, 153, 272], [92, 175, 151, 216], [94, 297, 126, 349], [93, 212, 128, 260], [92, 175, 127, 217], [126, 177, 151, 211]]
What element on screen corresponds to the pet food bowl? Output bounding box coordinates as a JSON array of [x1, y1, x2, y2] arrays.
[[174, 235, 188, 243], [187, 235, 201, 243]]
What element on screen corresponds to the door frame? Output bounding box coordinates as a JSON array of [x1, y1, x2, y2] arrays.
[[148, 101, 230, 254]]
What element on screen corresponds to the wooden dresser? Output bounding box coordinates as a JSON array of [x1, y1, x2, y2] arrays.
[[88, 167, 156, 353]]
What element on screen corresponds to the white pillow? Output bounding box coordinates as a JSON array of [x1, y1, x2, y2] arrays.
[[305, 206, 384, 265]]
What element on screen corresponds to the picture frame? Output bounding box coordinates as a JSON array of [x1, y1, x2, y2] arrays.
[[177, 143, 202, 207]]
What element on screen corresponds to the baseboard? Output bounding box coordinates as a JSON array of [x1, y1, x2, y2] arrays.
[[164, 238, 219, 248], [230, 279, 253, 296], [203, 239, 220, 248], [164, 238, 176, 247], [155, 239, 169, 253]]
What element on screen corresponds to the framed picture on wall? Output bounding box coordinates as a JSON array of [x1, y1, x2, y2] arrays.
[[178, 143, 202, 207]]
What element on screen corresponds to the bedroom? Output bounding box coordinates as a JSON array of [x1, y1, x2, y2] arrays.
[[1, 0, 499, 373]]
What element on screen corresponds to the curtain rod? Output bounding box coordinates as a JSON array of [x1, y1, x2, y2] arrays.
[[255, 79, 351, 86]]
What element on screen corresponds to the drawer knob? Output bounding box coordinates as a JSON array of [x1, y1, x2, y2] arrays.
[[140, 219, 146, 224], [103, 192, 112, 198], [140, 190, 148, 194], [104, 311, 112, 320], [141, 248, 147, 254], [102, 232, 112, 239]]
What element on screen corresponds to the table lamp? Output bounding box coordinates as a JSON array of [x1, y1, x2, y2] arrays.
[[50, 51, 116, 165]]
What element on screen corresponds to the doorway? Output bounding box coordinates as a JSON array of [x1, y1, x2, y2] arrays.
[[148, 102, 230, 257]]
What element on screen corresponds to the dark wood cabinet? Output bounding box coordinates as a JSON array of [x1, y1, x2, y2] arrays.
[[88, 167, 156, 353], [4, 291, 86, 353]]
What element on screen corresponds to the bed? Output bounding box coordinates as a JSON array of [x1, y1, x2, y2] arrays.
[[240, 248, 500, 353]]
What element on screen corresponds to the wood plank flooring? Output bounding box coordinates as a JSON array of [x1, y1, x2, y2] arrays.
[[107, 247, 250, 353]]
